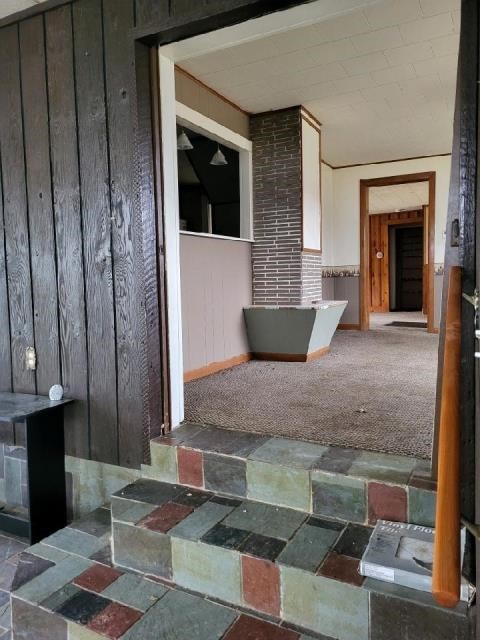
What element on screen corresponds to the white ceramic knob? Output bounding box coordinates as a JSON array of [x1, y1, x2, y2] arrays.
[[49, 384, 64, 401]]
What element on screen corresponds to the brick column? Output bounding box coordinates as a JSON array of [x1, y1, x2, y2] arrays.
[[250, 107, 322, 305]]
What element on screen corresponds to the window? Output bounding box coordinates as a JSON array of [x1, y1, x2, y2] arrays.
[[177, 125, 241, 238]]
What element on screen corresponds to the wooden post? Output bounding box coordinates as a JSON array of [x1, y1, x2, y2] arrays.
[[432, 266, 462, 608]]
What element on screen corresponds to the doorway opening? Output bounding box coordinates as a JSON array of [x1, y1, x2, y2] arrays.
[[360, 172, 436, 333]]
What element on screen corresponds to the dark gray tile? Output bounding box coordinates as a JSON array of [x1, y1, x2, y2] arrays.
[[11, 597, 67, 640], [239, 533, 286, 562], [102, 573, 168, 612], [370, 592, 472, 640], [175, 489, 212, 508], [169, 501, 236, 542], [210, 496, 242, 508], [185, 425, 268, 458], [113, 480, 183, 505], [332, 523, 372, 560], [157, 423, 205, 446], [306, 516, 345, 532], [11, 552, 55, 591], [89, 545, 112, 567], [249, 438, 327, 469], [69, 507, 111, 538], [204, 453, 247, 497], [201, 524, 250, 550], [55, 589, 110, 625], [40, 583, 81, 612], [313, 447, 360, 473]]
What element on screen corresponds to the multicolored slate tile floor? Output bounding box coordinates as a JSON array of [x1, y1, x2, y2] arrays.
[[5, 506, 326, 640]]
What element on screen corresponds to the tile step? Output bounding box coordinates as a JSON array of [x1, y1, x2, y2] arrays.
[[143, 422, 436, 527], [111, 478, 470, 640]]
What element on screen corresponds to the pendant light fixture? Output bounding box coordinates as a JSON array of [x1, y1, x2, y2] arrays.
[[177, 129, 193, 151], [210, 144, 228, 166]]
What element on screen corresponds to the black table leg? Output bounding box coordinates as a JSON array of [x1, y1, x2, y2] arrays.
[[26, 407, 67, 543]]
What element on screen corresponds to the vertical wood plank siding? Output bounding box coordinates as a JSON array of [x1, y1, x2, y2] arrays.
[[73, 0, 118, 463], [19, 16, 61, 396], [0, 0, 309, 467], [103, 0, 144, 467], [0, 25, 36, 395]]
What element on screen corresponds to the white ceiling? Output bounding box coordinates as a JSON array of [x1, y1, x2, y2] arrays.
[[0, 0, 45, 19], [369, 181, 430, 214], [179, 0, 460, 167]]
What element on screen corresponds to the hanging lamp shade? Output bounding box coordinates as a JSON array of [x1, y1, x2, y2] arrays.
[[210, 144, 228, 166], [177, 129, 193, 151]]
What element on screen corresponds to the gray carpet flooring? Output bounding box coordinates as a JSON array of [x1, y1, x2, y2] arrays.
[[184, 314, 439, 459]]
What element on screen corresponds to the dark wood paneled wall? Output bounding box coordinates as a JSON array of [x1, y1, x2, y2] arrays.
[[0, 0, 310, 467], [0, 0, 147, 467]]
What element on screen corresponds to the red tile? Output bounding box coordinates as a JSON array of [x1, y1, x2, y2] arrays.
[[368, 482, 407, 524], [318, 552, 364, 586], [73, 565, 123, 593], [223, 615, 299, 640], [88, 601, 142, 639], [138, 502, 193, 533], [177, 447, 204, 488], [241, 555, 280, 616]]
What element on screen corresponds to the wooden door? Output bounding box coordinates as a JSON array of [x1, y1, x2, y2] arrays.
[[395, 226, 423, 311]]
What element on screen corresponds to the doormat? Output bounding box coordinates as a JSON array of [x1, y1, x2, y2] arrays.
[[387, 321, 427, 328]]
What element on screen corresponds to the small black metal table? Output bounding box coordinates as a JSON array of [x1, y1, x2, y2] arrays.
[[0, 392, 72, 543]]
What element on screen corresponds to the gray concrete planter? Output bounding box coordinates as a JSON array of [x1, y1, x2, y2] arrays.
[[243, 301, 347, 362]]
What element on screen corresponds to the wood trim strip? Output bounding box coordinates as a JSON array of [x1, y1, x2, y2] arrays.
[[338, 323, 361, 330], [432, 266, 461, 608], [175, 65, 250, 117], [184, 353, 251, 382], [253, 347, 330, 362], [332, 153, 451, 170]]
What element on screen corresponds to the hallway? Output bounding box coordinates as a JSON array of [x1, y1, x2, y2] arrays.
[[185, 313, 438, 459]]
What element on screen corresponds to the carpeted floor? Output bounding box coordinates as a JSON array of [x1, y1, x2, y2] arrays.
[[184, 313, 438, 459]]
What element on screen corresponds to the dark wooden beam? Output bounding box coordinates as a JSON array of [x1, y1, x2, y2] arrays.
[[133, 0, 316, 44]]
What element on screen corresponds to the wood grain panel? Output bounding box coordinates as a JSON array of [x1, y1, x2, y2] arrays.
[[103, 0, 144, 467], [0, 25, 36, 394], [0, 145, 12, 394], [45, 6, 89, 458], [73, 0, 118, 463], [369, 210, 424, 313], [19, 16, 61, 395], [135, 42, 163, 442]]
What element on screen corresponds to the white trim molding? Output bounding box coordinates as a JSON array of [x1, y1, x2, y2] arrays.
[[158, 54, 184, 427]]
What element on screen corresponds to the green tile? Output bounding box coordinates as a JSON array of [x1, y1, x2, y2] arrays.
[[144, 442, 178, 483], [349, 452, 416, 484], [68, 623, 105, 640], [224, 501, 306, 541], [247, 460, 311, 511], [102, 573, 167, 612], [14, 556, 92, 605], [277, 523, 339, 572], [408, 487, 436, 527], [249, 438, 327, 469], [172, 538, 241, 605], [312, 472, 366, 523], [113, 522, 172, 579], [41, 528, 106, 558], [281, 566, 369, 640], [111, 498, 156, 524], [27, 543, 70, 565], [122, 589, 236, 640], [169, 501, 234, 541]]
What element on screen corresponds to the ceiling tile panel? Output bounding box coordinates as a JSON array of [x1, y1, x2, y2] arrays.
[[363, 0, 423, 29], [420, 0, 459, 17], [384, 41, 435, 66], [342, 51, 390, 76], [399, 12, 455, 43], [351, 26, 403, 54]]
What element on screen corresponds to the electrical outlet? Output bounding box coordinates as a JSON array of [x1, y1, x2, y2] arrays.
[[25, 347, 36, 371]]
